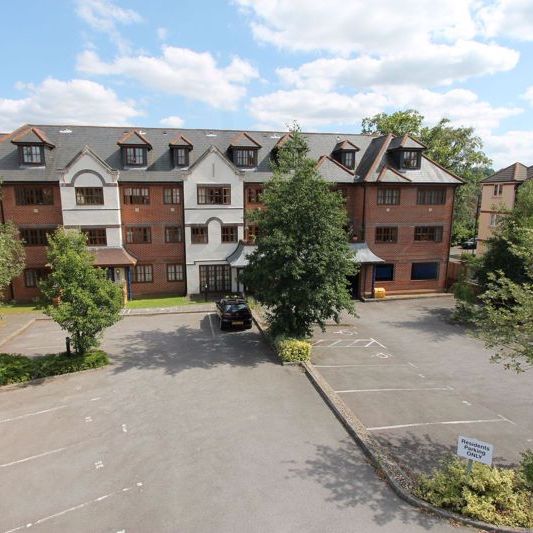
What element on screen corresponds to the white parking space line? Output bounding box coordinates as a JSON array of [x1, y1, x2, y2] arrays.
[[335, 386, 453, 393], [314, 364, 410, 368], [207, 313, 216, 338], [367, 416, 512, 432], [312, 338, 387, 349], [0, 447, 68, 468], [3, 482, 144, 533], [0, 405, 67, 424]]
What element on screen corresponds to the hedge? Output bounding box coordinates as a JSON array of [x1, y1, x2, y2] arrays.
[[0, 350, 109, 386], [275, 338, 311, 362]]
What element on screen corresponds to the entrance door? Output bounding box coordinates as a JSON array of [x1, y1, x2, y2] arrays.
[[347, 273, 360, 299], [199, 265, 231, 293]]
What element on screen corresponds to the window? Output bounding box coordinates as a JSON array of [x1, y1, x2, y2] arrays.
[[174, 148, 189, 167], [221, 225, 238, 243], [411, 262, 439, 280], [191, 225, 208, 244], [199, 265, 231, 292], [15, 186, 53, 206], [197, 186, 231, 205], [167, 264, 184, 282], [165, 226, 182, 243], [24, 268, 47, 288], [245, 224, 259, 243], [19, 228, 49, 246], [123, 147, 147, 166], [414, 226, 443, 242], [341, 151, 355, 169], [83, 228, 107, 246], [20, 145, 44, 165], [133, 264, 153, 283], [417, 188, 446, 205], [126, 226, 151, 244], [402, 151, 421, 170], [247, 186, 263, 204], [374, 264, 394, 282], [75, 187, 104, 206], [489, 213, 502, 227], [493, 184, 503, 196], [377, 188, 400, 205], [233, 149, 257, 168], [375, 227, 398, 243], [123, 187, 150, 205], [163, 187, 180, 204]]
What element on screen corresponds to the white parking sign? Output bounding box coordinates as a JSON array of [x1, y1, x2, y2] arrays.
[[457, 436, 494, 466]]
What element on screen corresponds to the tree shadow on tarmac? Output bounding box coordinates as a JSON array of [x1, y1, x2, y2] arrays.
[[105, 314, 275, 376], [287, 438, 453, 530]]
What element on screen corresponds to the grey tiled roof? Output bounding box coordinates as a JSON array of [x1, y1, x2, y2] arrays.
[[482, 162, 532, 183], [0, 124, 461, 185], [388, 134, 425, 150], [316, 155, 356, 183]]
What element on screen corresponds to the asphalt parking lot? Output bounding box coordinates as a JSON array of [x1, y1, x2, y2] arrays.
[[0, 312, 467, 533], [311, 297, 533, 474]]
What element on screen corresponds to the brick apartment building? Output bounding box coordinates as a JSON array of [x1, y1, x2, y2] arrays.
[[0, 124, 461, 302], [477, 162, 532, 254]]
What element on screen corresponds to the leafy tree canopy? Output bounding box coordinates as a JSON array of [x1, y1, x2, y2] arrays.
[[240, 126, 357, 338], [39, 228, 123, 354], [0, 221, 25, 302]]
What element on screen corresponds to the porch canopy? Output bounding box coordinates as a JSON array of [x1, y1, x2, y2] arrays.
[[226, 241, 257, 267], [91, 247, 137, 267], [349, 243, 384, 264]]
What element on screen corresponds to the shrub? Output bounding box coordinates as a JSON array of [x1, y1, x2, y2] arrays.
[[416, 457, 532, 528], [0, 350, 109, 386], [275, 338, 311, 362], [520, 449, 533, 491]]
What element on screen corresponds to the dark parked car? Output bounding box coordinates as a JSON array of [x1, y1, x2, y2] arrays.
[[216, 298, 253, 330], [461, 238, 477, 250]]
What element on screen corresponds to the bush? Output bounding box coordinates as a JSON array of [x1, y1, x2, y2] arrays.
[[275, 338, 311, 362], [0, 350, 109, 386], [520, 449, 533, 491], [416, 457, 532, 528]]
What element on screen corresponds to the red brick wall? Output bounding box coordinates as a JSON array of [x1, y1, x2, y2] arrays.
[[120, 183, 186, 297], [2, 183, 63, 301], [360, 184, 455, 296]]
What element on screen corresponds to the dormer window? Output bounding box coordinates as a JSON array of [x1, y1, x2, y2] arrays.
[[332, 139, 359, 170], [169, 134, 193, 168], [401, 151, 421, 170], [117, 130, 152, 168], [11, 127, 55, 167], [228, 132, 261, 168]]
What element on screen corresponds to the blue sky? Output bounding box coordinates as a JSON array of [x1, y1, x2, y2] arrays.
[[1, 0, 532, 168]]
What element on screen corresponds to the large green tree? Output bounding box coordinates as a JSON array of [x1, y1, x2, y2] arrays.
[[362, 110, 493, 242], [241, 127, 357, 339], [0, 222, 25, 303], [40, 228, 123, 354]]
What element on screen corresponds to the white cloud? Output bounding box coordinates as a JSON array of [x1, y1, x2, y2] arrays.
[[236, 0, 480, 55], [159, 115, 184, 127], [76, 0, 142, 53], [484, 130, 533, 169], [278, 41, 518, 90], [478, 0, 533, 41], [77, 47, 259, 110], [248, 87, 522, 134], [157, 27, 168, 41], [522, 86, 533, 107], [0, 78, 141, 131]]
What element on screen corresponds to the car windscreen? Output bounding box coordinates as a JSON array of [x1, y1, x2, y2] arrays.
[[224, 303, 248, 313]]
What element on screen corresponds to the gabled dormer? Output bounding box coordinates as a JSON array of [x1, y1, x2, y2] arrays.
[[387, 135, 425, 171], [11, 127, 55, 167], [117, 129, 152, 168], [270, 132, 293, 165], [169, 134, 193, 168], [228, 132, 261, 168], [332, 139, 360, 170]]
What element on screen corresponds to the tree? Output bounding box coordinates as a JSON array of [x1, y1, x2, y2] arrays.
[[0, 221, 25, 303], [361, 110, 493, 243], [467, 180, 533, 371], [240, 126, 357, 338], [39, 228, 123, 354]]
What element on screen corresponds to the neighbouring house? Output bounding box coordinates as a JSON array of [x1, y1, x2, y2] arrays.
[[477, 162, 533, 255], [0, 124, 461, 301]]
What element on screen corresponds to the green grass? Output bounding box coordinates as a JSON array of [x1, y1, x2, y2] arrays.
[[126, 295, 195, 309], [0, 350, 109, 386], [0, 302, 39, 315]]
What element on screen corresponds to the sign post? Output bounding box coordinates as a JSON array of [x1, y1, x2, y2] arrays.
[[457, 436, 494, 481]]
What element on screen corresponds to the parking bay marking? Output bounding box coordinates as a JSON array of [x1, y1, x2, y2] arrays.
[[335, 386, 453, 393], [0, 405, 67, 424], [367, 415, 513, 432], [312, 338, 386, 348]]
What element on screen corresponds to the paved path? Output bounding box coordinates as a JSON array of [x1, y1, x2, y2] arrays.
[[0, 312, 468, 532]]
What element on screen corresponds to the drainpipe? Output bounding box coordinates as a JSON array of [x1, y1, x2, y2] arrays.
[[444, 186, 457, 290]]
